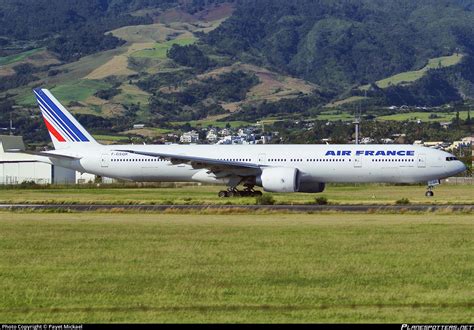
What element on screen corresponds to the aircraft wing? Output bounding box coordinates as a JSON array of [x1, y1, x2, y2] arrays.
[[113, 149, 262, 172]]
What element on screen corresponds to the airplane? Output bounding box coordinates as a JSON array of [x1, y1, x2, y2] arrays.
[[13, 88, 467, 197]]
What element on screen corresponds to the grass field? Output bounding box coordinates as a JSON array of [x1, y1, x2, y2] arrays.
[[325, 96, 369, 108], [0, 48, 43, 66], [0, 212, 472, 323], [0, 184, 472, 205], [49, 80, 112, 105], [374, 54, 463, 89], [112, 83, 150, 107], [378, 111, 470, 122], [16, 79, 111, 107], [171, 119, 253, 129], [306, 110, 469, 123], [92, 135, 130, 144], [315, 110, 355, 121], [132, 37, 196, 59]]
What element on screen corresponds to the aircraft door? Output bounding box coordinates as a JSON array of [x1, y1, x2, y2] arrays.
[[257, 153, 267, 166], [353, 154, 362, 168], [101, 153, 109, 168], [417, 154, 426, 168]]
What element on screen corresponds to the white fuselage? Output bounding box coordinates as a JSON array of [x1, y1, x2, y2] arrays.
[[48, 144, 466, 186]]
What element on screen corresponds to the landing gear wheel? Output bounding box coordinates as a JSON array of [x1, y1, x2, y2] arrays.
[[218, 191, 228, 198], [239, 191, 249, 197], [425, 190, 434, 197]]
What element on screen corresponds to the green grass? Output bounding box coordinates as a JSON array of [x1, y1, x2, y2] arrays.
[[378, 111, 470, 122], [16, 79, 111, 107], [50, 80, 111, 104], [0, 212, 472, 323], [307, 110, 468, 123], [171, 120, 253, 129], [0, 184, 472, 206], [132, 37, 197, 59], [316, 110, 355, 121], [92, 135, 130, 143], [0, 48, 43, 66], [113, 91, 150, 107], [374, 54, 463, 89], [326, 96, 369, 108]]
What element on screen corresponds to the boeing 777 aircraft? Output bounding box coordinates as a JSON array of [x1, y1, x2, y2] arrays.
[[14, 89, 466, 197]]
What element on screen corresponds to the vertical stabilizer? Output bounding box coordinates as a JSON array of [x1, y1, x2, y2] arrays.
[[33, 88, 98, 150]]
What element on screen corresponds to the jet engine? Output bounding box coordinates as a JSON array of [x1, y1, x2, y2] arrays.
[[298, 181, 326, 193], [256, 167, 300, 193], [256, 167, 326, 193]]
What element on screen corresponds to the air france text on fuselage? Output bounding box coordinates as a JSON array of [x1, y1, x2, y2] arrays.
[[325, 150, 415, 156]]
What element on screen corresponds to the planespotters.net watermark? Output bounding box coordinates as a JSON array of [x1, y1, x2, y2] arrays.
[[2, 326, 83, 330], [402, 325, 474, 330]]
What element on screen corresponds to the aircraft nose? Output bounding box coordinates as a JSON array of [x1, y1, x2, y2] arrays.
[[456, 161, 467, 174]]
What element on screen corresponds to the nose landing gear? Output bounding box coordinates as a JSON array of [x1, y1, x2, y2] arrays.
[[425, 188, 434, 197], [425, 180, 440, 197]]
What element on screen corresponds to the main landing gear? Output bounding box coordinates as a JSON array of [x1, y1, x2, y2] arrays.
[[218, 185, 263, 198]]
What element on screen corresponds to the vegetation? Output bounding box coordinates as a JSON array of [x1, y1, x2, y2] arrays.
[[255, 194, 275, 205], [372, 54, 464, 89], [41, 80, 111, 106], [0, 0, 152, 61], [204, 0, 474, 93], [0, 48, 43, 66], [0, 184, 472, 206], [167, 43, 213, 71], [0, 64, 40, 92], [132, 37, 196, 60], [147, 70, 259, 121], [395, 198, 410, 205], [94, 86, 122, 100], [314, 196, 329, 205], [230, 94, 330, 122], [0, 212, 472, 323], [0, 0, 473, 144], [378, 111, 470, 122], [272, 118, 472, 145]]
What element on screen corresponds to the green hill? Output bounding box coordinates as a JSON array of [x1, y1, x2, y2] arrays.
[[0, 0, 473, 144], [204, 0, 474, 94]]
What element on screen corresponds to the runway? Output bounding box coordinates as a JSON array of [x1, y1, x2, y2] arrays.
[[0, 203, 472, 212]]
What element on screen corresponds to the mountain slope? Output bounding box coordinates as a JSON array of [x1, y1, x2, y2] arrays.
[[204, 0, 474, 92]]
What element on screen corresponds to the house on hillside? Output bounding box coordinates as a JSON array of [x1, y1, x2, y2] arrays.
[[180, 131, 199, 144]]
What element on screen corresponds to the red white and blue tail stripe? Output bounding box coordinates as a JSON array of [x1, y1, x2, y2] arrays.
[[34, 89, 97, 149]]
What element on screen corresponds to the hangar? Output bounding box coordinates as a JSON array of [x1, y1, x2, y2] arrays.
[[0, 135, 76, 185]]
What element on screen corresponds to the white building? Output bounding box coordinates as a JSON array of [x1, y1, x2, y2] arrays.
[[206, 129, 218, 143], [76, 172, 97, 184], [0, 135, 76, 185], [180, 131, 200, 144], [219, 128, 232, 136]]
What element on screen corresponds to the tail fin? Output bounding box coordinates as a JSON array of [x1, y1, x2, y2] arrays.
[[33, 88, 98, 150]]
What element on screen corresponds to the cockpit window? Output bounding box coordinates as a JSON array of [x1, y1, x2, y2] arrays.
[[446, 157, 458, 161]]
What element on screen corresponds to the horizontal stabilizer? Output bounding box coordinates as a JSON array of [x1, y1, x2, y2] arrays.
[[5, 149, 81, 161]]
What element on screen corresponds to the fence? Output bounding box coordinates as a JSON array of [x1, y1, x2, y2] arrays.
[[442, 177, 473, 185]]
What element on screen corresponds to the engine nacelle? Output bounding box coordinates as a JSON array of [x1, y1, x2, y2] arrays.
[[257, 167, 300, 193], [298, 182, 326, 193]]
